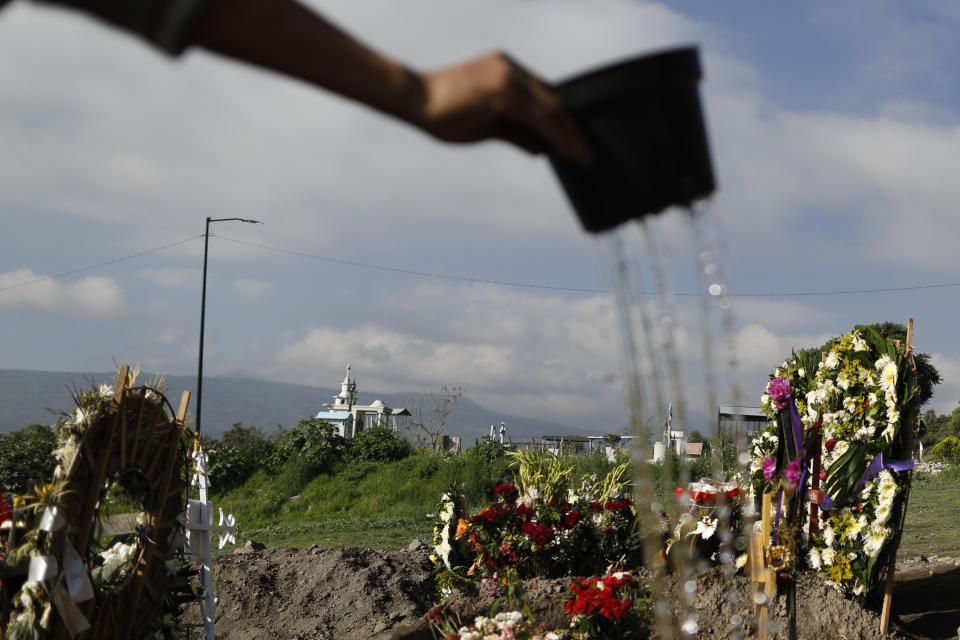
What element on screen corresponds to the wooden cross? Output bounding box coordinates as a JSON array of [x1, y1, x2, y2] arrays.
[[749, 492, 778, 640]]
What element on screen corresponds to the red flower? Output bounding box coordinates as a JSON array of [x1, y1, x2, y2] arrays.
[[0, 493, 11, 524], [493, 484, 517, 497], [825, 438, 837, 452], [604, 526, 615, 536], [604, 499, 631, 513], [588, 501, 602, 510], [515, 504, 534, 518], [562, 510, 581, 529], [820, 470, 827, 481], [521, 521, 554, 549]]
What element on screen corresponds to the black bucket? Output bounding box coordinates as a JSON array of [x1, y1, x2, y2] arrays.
[[550, 46, 715, 234]]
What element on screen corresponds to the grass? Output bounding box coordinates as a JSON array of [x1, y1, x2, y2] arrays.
[[214, 449, 960, 559], [898, 463, 960, 559], [214, 449, 622, 551]]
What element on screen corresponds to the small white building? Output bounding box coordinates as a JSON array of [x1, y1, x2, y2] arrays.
[[315, 364, 411, 439]]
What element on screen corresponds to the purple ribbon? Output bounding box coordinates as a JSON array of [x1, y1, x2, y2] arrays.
[[772, 394, 807, 543], [821, 452, 914, 511]]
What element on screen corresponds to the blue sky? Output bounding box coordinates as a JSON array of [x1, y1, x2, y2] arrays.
[[2, 0, 960, 434]]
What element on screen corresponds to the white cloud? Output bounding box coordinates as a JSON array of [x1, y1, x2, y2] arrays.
[[230, 279, 272, 305], [0, 270, 127, 316], [137, 267, 199, 289]]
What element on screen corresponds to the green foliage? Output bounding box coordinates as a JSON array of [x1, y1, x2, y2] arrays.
[[465, 436, 509, 464], [348, 425, 412, 463], [268, 418, 347, 488], [929, 436, 960, 464], [206, 423, 275, 492], [0, 423, 57, 495]]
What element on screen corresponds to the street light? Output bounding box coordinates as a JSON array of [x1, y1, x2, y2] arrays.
[[196, 216, 263, 438]]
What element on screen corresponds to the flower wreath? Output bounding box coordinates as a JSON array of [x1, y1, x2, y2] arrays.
[[750, 328, 918, 598], [2, 368, 194, 640]]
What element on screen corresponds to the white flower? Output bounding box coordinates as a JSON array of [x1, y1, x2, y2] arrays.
[[798, 367, 806, 377], [735, 553, 748, 569], [853, 583, 864, 596], [821, 548, 835, 566], [692, 517, 718, 540], [825, 351, 840, 369], [875, 355, 894, 372], [823, 526, 835, 547], [760, 393, 771, 407], [808, 548, 822, 570], [844, 519, 862, 541], [880, 363, 898, 395], [874, 504, 891, 525], [837, 372, 852, 391], [852, 333, 868, 351], [843, 397, 858, 413]]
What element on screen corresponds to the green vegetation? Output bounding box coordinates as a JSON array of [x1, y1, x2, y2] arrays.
[[0, 423, 57, 495], [899, 465, 960, 558]]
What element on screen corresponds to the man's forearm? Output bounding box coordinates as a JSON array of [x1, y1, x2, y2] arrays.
[[193, 0, 429, 127]]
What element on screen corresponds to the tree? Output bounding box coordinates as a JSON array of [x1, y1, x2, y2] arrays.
[[0, 423, 57, 495], [407, 385, 463, 449], [268, 418, 347, 478], [349, 425, 412, 463], [205, 423, 275, 492], [687, 430, 712, 456]]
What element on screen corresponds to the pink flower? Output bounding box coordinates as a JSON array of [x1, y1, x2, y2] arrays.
[[784, 457, 802, 486], [768, 376, 792, 410], [762, 457, 776, 480]]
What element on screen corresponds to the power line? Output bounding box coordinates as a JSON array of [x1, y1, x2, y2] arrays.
[[3, 230, 960, 299], [214, 235, 610, 294], [0, 234, 204, 293], [215, 235, 960, 298]]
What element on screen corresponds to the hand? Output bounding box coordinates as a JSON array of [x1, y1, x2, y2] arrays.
[[419, 51, 592, 166]]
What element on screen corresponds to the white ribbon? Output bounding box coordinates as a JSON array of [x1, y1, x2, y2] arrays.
[[49, 582, 91, 637], [39, 506, 66, 533], [61, 541, 93, 602], [217, 508, 237, 549], [28, 555, 58, 581]]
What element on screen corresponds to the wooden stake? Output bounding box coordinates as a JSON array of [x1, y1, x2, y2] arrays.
[[905, 318, 914, 357], [761, 492, 772, 545]]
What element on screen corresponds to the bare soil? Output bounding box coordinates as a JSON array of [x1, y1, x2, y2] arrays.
[[196, 544, 960, 640]]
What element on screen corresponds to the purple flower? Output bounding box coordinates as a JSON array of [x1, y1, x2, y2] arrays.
[[784, 457, 802, 486], [768, 376, 792, 410], [762, 457, 776, 480]]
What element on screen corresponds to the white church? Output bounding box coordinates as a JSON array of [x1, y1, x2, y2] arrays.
[[314, 364, 411, 439]]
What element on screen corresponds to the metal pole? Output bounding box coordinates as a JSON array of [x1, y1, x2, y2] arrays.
[[197, 217, 212, 438]]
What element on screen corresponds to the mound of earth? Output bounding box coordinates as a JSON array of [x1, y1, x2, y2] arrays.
[[196, 544, 960, 640]]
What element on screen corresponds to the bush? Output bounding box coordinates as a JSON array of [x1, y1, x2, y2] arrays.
[[0, 423, 57, 495], [349, 426, 412, 463], [930, 436, 960, 464], [268, 418, 347, 483], [206, 424, 275, 492], [465, 436, 508, 464]]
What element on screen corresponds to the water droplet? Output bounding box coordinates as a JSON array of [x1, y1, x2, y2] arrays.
[[719, 529, 733, 543], [704, 262, 717, 275], [719, 551, 734, 564], [726, 592, 741, 604], [753, 592, 768, 606], [737, 452, 751, 466], [683, 580, 697, 596], [719, 297, 733, 310], [699, 250, 713, 263], [654, 601, 669, 615], [708, 283, 723, 296], [681, 616, 700, 635]]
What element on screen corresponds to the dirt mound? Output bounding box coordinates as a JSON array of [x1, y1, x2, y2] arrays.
[[197, 546, 435, 639], [198, 545, 957, 640]]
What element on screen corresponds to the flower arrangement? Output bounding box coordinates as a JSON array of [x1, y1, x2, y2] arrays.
[[750, 327, 918, 598], [2, 368, 196, 640], [428, 607, 568, 640], [434, 460, 639, 585], [565, 570, 650, 639]]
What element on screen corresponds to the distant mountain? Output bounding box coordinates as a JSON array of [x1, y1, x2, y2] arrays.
[[0, 369, 589, 444]]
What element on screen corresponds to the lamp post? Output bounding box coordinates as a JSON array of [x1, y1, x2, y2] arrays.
[[196, 217, 262, 437], [193, 217, 259, 640]]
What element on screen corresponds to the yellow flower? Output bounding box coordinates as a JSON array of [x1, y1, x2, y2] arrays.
[[455, 518, 470, 540]]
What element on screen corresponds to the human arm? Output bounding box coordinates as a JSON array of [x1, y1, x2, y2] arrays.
[[34, 0, 591, 163], [190, 0, 591, 163]]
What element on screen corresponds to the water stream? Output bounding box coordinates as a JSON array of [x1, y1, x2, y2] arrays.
[[605, 203, 753, 638]]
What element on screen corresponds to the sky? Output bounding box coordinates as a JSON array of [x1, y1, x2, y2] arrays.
[[2, 0, 960, 436]]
